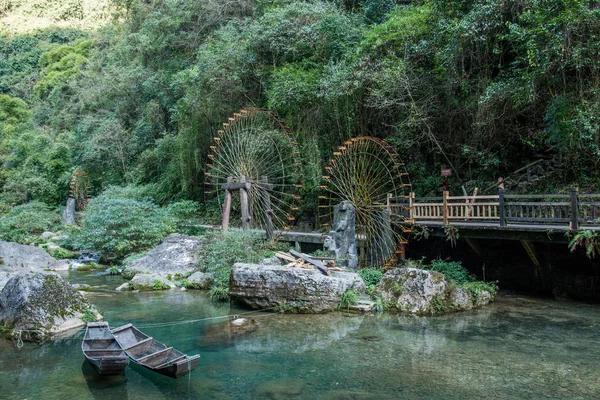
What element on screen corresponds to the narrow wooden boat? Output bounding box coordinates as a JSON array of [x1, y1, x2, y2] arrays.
[[82, 322, 129, 375], [111, 323, 200, 379]]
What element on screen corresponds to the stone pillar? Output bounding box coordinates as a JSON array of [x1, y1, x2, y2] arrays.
[[63, 197, 76, 225], [324, 201, 358, 270]]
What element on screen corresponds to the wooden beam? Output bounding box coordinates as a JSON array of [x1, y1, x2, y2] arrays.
[[464, 238, 482, 256], [289, 250, 330, 276], [520, 240, 540, 267], [240, 175, 250, 230], [222, 182, 251, 191]]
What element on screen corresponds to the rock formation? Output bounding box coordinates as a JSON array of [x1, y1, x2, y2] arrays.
[[376, 267, 494, 314], [0, 271, 101, 340], [0, 240, 69, 291], [230, 263, 365, 313], [122, 233, 202, 279]]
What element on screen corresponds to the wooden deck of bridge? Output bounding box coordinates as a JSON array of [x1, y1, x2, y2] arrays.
[[389, 189, 600, 231]]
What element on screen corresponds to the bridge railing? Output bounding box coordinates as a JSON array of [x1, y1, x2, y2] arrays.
[[388, 188, 600, 229]]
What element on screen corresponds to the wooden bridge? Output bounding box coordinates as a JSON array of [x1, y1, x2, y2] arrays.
[[389, 188, 600, 233]]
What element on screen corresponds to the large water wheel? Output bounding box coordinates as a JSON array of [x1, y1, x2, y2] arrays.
[[204, 108, 302, 235]]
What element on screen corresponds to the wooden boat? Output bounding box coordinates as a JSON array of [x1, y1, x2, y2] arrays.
[[111, 323, 200, 379], [82, 322, 129, 375]]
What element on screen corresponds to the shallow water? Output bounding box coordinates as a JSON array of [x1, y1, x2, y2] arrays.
[[1, 271, 600, 400]]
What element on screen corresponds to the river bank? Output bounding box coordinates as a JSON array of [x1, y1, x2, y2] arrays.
[[0, 269, 599, 399]]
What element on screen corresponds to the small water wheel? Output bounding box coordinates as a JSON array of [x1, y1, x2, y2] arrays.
[[318, 136, 412, 267]]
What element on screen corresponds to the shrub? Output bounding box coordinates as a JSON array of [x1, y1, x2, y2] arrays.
[[358, 268, 384, 287], [198, 231, 268, 302], [67, 189, 178, 260], [426, 259, 471, 286], [463, 281, 498, 296], [152, 279, 170, 290], [338, 289, 359, 310], [0, 201, 62, 243]]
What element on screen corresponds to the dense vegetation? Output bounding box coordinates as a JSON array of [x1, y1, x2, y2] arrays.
[[1, 0, 599, 248]]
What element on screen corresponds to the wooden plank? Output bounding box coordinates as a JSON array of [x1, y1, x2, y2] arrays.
[[289, 250, 330, 276], [275, 252, 296, 262], [221, 182, 251, 191]]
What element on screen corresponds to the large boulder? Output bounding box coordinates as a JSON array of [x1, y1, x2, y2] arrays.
[[0, 271, 101, 341], [122, 233, 202, 279], [0, 241, 69, 291], [376, 267, 494, 314], [230, 263, 366, 313], [184, 271, 214, 290]]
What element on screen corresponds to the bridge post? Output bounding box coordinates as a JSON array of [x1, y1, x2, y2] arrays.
[[570, 187, 579, 230], [443, 191, 449, 225], [498, 189, 506, 227]]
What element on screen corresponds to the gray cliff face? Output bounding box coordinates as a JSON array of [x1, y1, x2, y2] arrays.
[[123, 233, 202, 278], [0, 241, 69, 291], [229, 263, 366, 313], [376, 267, 493, 314], [0, 271, 100, 340]]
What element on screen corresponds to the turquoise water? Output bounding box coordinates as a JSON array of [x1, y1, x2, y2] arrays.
[[1, 271, 600, 399]]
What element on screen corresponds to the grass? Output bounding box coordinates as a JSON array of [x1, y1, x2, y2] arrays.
[[338, 289, 360, 311]]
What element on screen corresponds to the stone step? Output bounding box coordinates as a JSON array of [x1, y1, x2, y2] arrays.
[[348, 295, 376, 313]]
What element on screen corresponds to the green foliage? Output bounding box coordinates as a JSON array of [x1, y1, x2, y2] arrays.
[[569, 230, 600, 259], [338, 288, 359, 310], [358, 267, 384, 287], [199, 231, 269, 301], [426, 259, 471, 286], [463, 281, 498, 297], [209, 285, 230, 302], [152, 279, 170, 290], [0, 201, 62, 243], [50, 247, 77, 259], [425, 258, 498, 296], [81, 310, 96, 323], [34, 40, 92, 98], [66, 187, 181, 259], [1, 0, 600, 234], [107, 266, 121, 275]]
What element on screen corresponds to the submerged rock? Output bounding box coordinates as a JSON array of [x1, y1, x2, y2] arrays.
[[0, 271, 101, 341], [230, 263, 365, 313], [376, 267, 494, 314], [128, 273, 175, 291], [0, 240, 69, 291], [199, 318, 258, 350], [254, 379, 306, 400], [122, 233, 202, 279]]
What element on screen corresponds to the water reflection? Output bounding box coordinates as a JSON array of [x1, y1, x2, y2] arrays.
[[1, 271, 600, 399]]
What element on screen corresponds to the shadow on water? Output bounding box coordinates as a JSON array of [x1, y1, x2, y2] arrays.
[[81, 360, 128, 400]]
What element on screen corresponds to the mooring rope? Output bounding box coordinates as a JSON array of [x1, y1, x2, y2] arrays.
[[6, 307, 281, 347], [132, 307, 278, 329]]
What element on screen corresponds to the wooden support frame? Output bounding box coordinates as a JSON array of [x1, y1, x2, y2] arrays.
[[520, 240, 540, 267], [221, 175, 254, 232], [464, 238, 482, 256]]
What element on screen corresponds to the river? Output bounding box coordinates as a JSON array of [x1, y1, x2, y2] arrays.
[[0, 270, 599, 399]]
